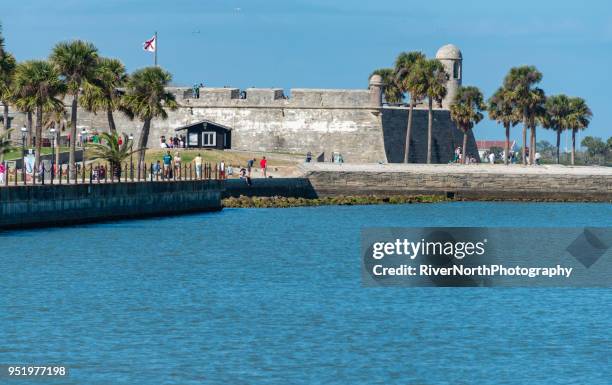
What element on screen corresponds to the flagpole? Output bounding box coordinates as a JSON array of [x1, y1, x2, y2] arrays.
[[154, 31, 158, 66]]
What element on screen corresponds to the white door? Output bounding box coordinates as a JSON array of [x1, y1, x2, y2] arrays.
[[202, 132, 216, 147]]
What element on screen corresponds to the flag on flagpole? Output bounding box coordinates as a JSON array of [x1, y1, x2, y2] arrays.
[[143, 35, 156, 52]]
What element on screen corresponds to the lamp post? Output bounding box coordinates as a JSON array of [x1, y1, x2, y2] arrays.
[[20, 126, 27, 183], [81, 129, 87, 177], [49, 127, 56, 180], [129, 134, 134, 179]]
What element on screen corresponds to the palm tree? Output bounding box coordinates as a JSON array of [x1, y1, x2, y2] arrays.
[[370, 68, 403, 104], [488, 87, 520, 165], [0, 128, 14, 162], [80, 57, 128, 133], [543, 94, 571, 164], [503, 66, 543, 165], [12, 60, 65, 172], [86, 132, 137, 178], [527, 89, 546, 164], [50, 40, 99, 177], [422, 59, 447, 163], [567, 97, 592, 165], [0, 52, 16, 135], [121, 66, 178, 167], [394, 51, 426, 163], [450, 86, 486, 164]]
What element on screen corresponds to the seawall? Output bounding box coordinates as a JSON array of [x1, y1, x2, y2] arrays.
[[301, 164, 612, 201], [224, 178, 317, 199], [0, 180, 223, 229]]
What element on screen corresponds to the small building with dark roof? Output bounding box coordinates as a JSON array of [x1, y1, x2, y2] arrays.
[[174, 120, 232, 149]]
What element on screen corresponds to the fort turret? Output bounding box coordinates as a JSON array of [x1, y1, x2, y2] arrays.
[[368, 74, 383, 107], [435, 44, 462, 109]]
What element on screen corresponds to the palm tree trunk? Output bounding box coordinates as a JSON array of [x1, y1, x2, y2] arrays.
[[556, 129, 561, 164], [530, 124, 536, 165], [137, 118, 151, 168], [2, 103, 8, 135], [55, 120, 61, 169], [571, 129, 576, 165], [504, 124, 510, 166], [462, 130, 468, 164], [107, 108, 116, 133], [69, 94, 78, 179], [27, 111, 33, 147], [34, 105, 43, 174], [426, 97, 433, 164], [404, 98, 414, 163], [522, 116, 527, 165]]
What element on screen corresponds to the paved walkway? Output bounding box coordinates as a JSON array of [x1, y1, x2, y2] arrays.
[[301, 163, 612, 176]]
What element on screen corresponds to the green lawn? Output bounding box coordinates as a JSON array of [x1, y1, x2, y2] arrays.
[[143, 149, 301, 168], [3, 147, 71, 160]]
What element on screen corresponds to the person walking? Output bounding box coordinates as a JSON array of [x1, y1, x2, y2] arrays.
[[260, 156, 267, 178], [219, 160, 226, 180], [194, 153, 203, 178], [0, 162, 5, 185], [153, 160, 161, 178], [535, 152, 541, 165], [174, 152, 182, 179], [162, 151, 172, 179], [247, 158, 255, 177]]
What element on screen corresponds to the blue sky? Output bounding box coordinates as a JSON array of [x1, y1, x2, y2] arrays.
[[2, 0, 611, 144]]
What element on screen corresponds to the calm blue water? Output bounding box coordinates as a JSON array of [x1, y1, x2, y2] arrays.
[[0, 202, 611, 385]]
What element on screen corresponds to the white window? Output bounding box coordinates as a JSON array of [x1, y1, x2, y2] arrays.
[[202, 132, 216, 147], [188, 133, 198, 146]]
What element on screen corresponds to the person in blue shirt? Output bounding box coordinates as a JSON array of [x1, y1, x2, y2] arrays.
[[162, 151, 173, 179]]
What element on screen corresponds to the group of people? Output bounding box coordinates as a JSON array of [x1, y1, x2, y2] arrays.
[[192, 83, 205, 99], [303, 151, 343, 163], [484, 150, 541, 165], [160, 135, 186, 149], [150, 152, 270, 182], [236, 157, 269, 185], [151, 151, 185, 179], [452, 146, 478, 164]]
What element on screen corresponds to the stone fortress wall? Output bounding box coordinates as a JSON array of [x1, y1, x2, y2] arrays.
[[4, 44, 478, 163]]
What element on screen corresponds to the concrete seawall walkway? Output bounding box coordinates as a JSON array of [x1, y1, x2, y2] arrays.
[[300, 163, 612, 176], [301, 163, 612, 201]]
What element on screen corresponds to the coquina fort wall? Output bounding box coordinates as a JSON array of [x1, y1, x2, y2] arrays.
[[4, 85, 479, 163]]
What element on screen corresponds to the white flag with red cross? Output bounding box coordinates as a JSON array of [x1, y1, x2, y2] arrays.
[[143, 35, 156, 52]]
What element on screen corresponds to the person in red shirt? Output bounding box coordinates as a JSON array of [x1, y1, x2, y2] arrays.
[[260, 156, 267, 178]]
